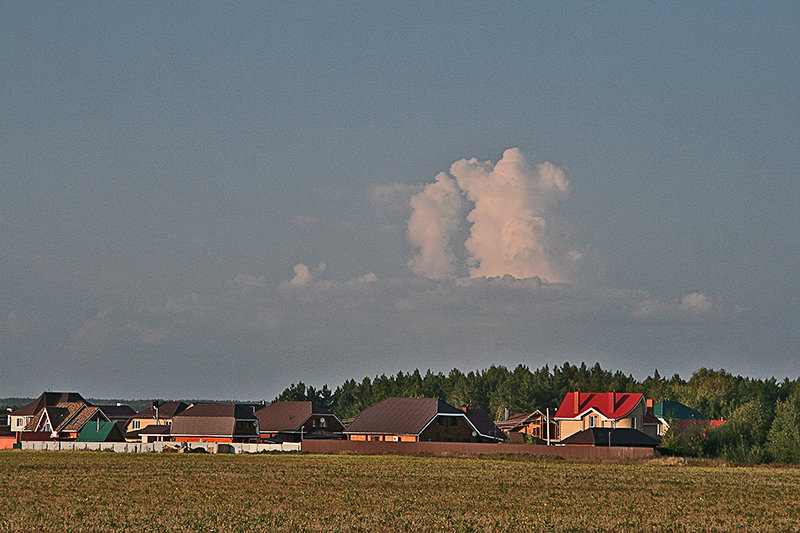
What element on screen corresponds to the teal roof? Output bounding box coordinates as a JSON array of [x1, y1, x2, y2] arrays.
[[76, 421, 125, 442], [654, 401, 708, 421]]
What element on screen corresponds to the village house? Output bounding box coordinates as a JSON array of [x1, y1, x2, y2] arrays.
[[344, 397, 505, 443], [76, 420, 126, 443], [559, 427, 660, 448], [169, 403, 259, 443], [125, 401, 189, 441], [7, 392, 110, 440], [653, 400, 724, 439], [254, 401, 345, 441], [495, 409, 559, 443], [97, 404, 137, 425], [554, 390, 657, 441]]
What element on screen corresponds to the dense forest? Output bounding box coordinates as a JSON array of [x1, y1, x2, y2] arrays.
[[275, 363, 800, 464]]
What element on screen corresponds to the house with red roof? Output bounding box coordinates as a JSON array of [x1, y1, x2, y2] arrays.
[[254, 401, 345, 442], [554, 390, 654, 442], [344, 397, 506, 443]]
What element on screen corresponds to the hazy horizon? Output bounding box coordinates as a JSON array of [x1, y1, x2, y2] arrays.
[[3, 4, 798, 400]]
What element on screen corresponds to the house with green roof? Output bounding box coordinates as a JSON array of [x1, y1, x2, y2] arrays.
[[76, 420, 125, 442], [653, 400, 709, 437]]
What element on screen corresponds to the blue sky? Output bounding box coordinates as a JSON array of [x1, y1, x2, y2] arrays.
[[2, 3, 798, 400]]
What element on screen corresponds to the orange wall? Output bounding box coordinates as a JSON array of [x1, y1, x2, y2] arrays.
[[173, 436, 234, 443]]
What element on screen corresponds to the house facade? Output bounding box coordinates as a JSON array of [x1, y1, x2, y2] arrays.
[[255, 401, 345, 441], [495, 410, 559, 442], [554, 390, 648, 442], [344, 397, 505, 443], [8, 392, 109, 440], [169, 403, 259, 443], [125, 401, 189, 440]]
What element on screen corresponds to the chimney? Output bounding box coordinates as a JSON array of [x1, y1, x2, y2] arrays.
[[573, 390, 580, 413], [610, 390, 616, 412], [504, 407, 509, 421], [646, 398, 654, 415], [461, 405, 468, 413]]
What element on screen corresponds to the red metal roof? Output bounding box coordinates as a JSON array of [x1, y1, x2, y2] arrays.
[[554, 391, 644, 420]]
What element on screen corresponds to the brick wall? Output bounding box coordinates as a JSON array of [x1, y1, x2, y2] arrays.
[[300, 439, 655, 460]]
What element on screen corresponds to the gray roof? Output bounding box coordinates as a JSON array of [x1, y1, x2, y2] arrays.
[[134, 401, 189, 419], [560, 428, 659, 447]]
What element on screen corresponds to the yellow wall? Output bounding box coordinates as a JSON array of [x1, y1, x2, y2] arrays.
[[558, 401, 647, 440]]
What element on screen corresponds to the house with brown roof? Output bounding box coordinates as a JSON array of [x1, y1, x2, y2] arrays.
[[495, 409, 559, 443], [125, 401, 189, 440], [255, 401, 345, 442], [169, 403, 259, 443], [554, 390, 652, 442], [8, 392, 109, 440], [344, 397, 506, 443]]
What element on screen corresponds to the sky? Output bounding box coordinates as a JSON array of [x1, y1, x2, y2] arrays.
[[2, 3, 798, 401]]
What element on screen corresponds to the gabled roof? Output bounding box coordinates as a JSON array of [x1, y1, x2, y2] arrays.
[[345, 397, 463, 436], [138, 424, 172, 435], [560, 428, 659, 447], [462, 408, 507, 441], [134, 401, 189, 420], [255, 401, 342, 432], [76, 420, 125, 442], [98, 405, 137, 421], [495, 410, 547, 431], [10, 392, 90, 417], [61, 406, 107, 433], [28, 403, 94, 432], [554, 391, 644, 420], [654, 400, 708, 421], [170, 403, 257, 437]]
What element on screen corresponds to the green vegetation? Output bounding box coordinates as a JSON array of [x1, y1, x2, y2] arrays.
[[277, 363, 800, 464], [2, 451, 798, 531]]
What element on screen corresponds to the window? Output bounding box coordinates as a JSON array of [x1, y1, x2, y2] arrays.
[[370, 435, 381, 441], [131, 420, 140, 430], [632, 417, 637, 430], [320, 418, 327, 428], [589, 415, 598, 428]]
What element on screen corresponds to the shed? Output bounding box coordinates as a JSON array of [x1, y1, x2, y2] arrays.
[[76, 420, 126, 442]]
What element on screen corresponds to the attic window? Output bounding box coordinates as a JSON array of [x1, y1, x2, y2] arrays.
[[589, 415, 598, 428], [320, 418, 327, 428], [131, 420, 140, 430]]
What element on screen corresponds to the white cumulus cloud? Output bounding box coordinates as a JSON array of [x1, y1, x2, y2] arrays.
[[407, 148, 579, 282]]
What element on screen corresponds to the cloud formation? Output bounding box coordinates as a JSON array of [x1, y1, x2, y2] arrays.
[[407, 148, 578, 282]]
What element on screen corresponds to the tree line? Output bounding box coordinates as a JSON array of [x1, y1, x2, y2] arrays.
[[275, 362, 800, 464]]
